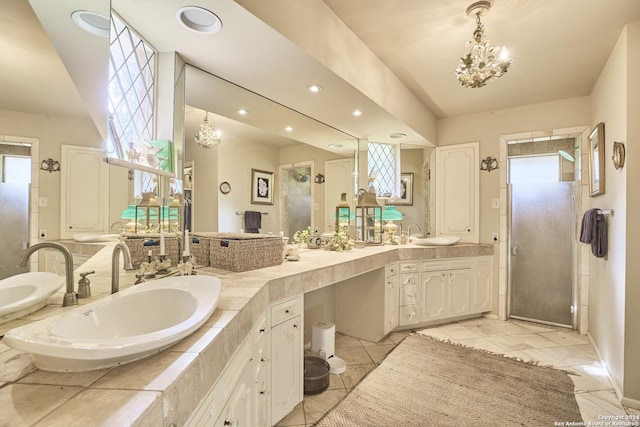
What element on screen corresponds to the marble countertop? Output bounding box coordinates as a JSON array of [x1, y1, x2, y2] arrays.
[[0, 241, 492, 426]]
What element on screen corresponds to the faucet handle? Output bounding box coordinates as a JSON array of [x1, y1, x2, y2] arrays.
[[77, 270, 95, 299], [79, 270, 95, 279]]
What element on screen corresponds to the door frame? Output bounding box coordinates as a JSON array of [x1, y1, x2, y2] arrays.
[[0, 135, 39, 271], [498, 126, 590, 333]]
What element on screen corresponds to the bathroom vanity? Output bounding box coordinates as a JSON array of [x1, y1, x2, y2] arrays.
[[0, 242, 492, 426]]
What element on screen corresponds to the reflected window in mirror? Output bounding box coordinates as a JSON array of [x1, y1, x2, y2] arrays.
[[108, 13, 156, 166], [367, 142, 401, 198]]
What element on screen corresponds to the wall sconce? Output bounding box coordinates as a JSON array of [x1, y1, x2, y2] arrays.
[[40, 158, 60, 173], [480, 156, 498, 172], [315, 173, 325, 184]]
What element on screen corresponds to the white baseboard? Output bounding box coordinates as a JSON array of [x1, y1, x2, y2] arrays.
[[621, 396, 640, 411], [587, 332, 624, 401]]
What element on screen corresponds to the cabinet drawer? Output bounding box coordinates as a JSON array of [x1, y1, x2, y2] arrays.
[[271, 297, 302, 327], [422, 258, 471, 271], [385, 263, 398, 278], [400, 262, 418, 273]]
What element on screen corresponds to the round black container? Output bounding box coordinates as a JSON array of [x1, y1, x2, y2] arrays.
[[304, 356, 330, 395]]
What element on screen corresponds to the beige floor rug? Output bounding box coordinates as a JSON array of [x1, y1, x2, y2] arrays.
[[314, 334, 582, 427]]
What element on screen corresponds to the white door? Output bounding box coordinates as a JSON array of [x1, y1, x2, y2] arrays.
[[471, 258, 492, 312], [271, 315, 301, 425], [421, 271, 447, 321], [435, 143, 479, 243], [325, 158, 354, 233], [447, 270, 471, 316], [61, 145, 108, 238]]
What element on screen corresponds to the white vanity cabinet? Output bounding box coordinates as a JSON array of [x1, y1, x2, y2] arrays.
[[384, 263, 399, 334], [471, 256, 493, 312], [420, 259, 472, 322], [399, 262, 420, 326], [188, 336, 255, 427], [399, 256, 492, 327], [253, 313, 271, 426], [270, 296, 303, 426]]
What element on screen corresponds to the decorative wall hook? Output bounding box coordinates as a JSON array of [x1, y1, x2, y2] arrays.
[[480, 156, 498, 172], [612, 142, 625, 170], [40, 158, 60, 173], [315, 173, 325, 184]]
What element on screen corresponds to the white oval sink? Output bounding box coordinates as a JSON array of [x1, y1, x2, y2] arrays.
[[0, 272, 63, 324], [4, 275, 221, 371], [409, 236, 461, 246]]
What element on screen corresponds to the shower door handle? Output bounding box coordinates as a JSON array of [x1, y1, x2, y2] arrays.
[[511, 246, 518, 256]]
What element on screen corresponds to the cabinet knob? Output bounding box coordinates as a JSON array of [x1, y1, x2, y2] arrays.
[[285, 309, 291, 314]]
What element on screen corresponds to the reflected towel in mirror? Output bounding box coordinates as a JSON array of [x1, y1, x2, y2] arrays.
[[244, 211, 261, 233]]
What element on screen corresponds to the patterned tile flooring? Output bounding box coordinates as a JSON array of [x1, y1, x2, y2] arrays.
[[277, 317, 639, 427]]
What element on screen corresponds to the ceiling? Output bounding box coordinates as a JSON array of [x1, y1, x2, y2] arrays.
[[2, 0, 640, 152]]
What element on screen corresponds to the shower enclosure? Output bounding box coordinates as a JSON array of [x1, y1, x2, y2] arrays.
[[280, 165, 313, 239]]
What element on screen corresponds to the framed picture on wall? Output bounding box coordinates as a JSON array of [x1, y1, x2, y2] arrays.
[[588, 122, 605, 197], [251, 169, 274, 205], [387, 173, 413, 206]]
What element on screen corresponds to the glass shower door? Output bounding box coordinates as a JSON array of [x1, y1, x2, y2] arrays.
[[509, 181, 574, 327]]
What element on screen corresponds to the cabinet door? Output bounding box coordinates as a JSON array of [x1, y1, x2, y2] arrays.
[[421, 271, 447, 321], [271, 316, 302, 425], [435, 143, 479, 243], [61, 145, 108, 238], [471, 259, 493, 313], [447, 270, 471, 315], [384, 274, 399, 334], [214, 369, 253, 427]]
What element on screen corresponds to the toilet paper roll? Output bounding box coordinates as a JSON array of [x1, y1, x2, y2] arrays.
[[311, 321, 335, 357]]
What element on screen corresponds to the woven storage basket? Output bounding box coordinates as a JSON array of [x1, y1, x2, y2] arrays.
[[123, 234, 181, 270], [209, 233, 283, 272], [189, 233, 214, 267]]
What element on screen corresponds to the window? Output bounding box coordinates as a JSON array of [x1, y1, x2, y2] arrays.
[[367, 142, 401, 197], [108, 13, 156, 165], [2, 155, 31, 183], [108, 13, 157, 197], [509, 155, 560, 183]]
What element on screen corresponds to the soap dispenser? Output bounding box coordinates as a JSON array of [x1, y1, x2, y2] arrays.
[[76, 270, 96, 299]]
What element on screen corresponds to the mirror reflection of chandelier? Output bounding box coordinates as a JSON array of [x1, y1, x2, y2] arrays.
[[455, 1, 511, 88], [194, 112, 221, 148]]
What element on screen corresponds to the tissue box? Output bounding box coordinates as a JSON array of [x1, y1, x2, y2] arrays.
[[209, 233, 283, 272]]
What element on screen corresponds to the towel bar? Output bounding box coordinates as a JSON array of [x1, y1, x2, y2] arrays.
[[597, 209, 614, 216], [235, 211, 269, 215]]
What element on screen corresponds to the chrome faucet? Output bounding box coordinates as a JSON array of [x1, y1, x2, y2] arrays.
[[111, 242, 133, 294], [19, 242, 77, 307], [110, 221, 127, 234], [406, 223, 421, 237]]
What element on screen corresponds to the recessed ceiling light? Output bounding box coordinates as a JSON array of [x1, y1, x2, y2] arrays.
[[307, 85, 323, 93], [328, 144, 343, 149], [71, 10, 110, 38], [352, 110, 362, 117], [236, 109, 249, 115], [285, 126, 293, 132], [177, 6, 222, 35], [389, 133, 407, 139]]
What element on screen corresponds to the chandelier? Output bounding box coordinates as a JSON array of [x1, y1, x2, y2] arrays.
[[194, 112, 221, 148], [455, 1, 511, 88]]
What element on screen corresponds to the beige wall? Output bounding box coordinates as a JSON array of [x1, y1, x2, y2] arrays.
[[437, 96, 591, 244], [624, 21, 640, 408], [589, 24, 628, 399], [0, 109, 103, 240]]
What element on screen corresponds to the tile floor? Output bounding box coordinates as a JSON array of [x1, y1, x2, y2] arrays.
[[277, 317, 639, 427]]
